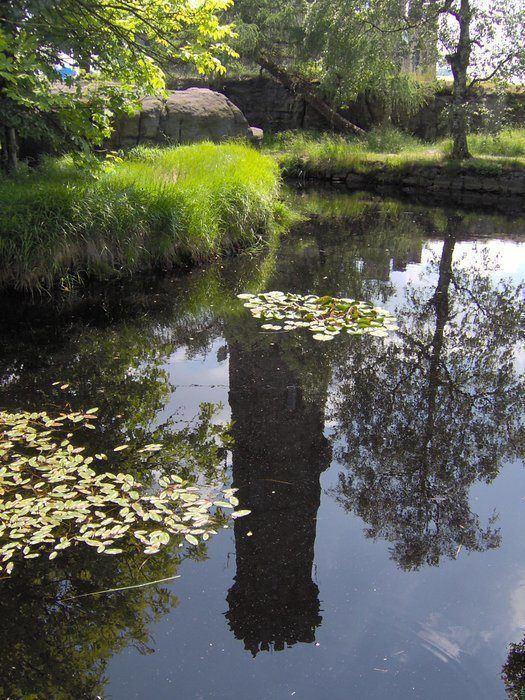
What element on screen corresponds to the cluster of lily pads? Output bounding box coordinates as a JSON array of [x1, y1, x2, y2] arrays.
[[0, 410, 248, 575], [238, 291, 398, 341]]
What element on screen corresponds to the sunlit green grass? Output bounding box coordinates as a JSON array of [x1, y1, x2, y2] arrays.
[[0, 142, 287, 291], [269, 127, 525, 176]]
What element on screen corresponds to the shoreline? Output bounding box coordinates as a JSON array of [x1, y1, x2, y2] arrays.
[[282, 162, 525, 211]]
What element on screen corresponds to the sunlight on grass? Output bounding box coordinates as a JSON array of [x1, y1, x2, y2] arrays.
[[0, 143, 288, 291], [269, 127, 525, 176]]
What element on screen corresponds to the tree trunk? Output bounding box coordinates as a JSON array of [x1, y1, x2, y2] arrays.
[[2, 126, 18, 173], [426, 228, 456, 438], [447, 0, 472, 159], [257, 54, 365, 136]]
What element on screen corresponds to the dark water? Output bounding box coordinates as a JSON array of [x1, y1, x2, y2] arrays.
[[1, 191, 525, 699]]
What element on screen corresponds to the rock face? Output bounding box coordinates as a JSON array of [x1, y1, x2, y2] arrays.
[[111, 88, 254, 148], [167, 76, 525, 139]]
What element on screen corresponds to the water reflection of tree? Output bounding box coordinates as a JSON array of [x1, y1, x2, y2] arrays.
[[0, 269, 245, 698], [332, 224, 525, 570], [502, 635, 525, 699], [280, 194, 429, 305], [0, 546, 179, 698], [0, 403, 229, 698], [225, 331, 331, 656]]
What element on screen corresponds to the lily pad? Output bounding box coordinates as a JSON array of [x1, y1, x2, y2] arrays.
[[238, 292, 397, 342]]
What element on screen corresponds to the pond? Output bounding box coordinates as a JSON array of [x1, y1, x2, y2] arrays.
[[1, 189, 524, 699]]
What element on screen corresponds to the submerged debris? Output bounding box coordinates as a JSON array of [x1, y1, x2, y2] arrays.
[[238, 291, 398, 341], [0, 410, 248, 575]]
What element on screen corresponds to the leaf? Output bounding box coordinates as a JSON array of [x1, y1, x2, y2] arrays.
[[185, 534, 199, 546], [113, 445, 129, 452], [312, 334, 334, 341], [139, 444, 163, 452], [232, 509, 252, 518], [214, 500, 233, 508]]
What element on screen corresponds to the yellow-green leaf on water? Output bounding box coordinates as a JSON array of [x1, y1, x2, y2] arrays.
[[232, 509, 252, 518]]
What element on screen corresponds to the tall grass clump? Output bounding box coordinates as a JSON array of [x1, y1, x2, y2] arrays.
[[0, 142, 286, 291], [467, 129, 525, 158]]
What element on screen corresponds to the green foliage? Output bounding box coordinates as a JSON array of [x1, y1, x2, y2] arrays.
[[0, 0, 236, 159], [228, 0, 306, 63], [0, 142, 286, 291], [238, 291, 397, 341], [228, 0, 430, 123], [0, 408, 248, 575], [304, 0, 430, 113]]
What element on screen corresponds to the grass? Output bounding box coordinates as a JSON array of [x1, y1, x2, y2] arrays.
[[465, 129, 525, 158], [268, 127, 525, 177], [0, 142, 287, 292]]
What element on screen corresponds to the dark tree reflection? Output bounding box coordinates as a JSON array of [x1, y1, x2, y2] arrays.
[[225, 332, 331, 655], [332, 224, 525, 570], [503, 635, 525, 699]]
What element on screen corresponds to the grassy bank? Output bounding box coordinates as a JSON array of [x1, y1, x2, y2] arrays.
[[270, 128, 525, 177], [0, 142, 287, 291]]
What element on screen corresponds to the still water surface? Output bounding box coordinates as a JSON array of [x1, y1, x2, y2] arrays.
[[1, 191, 524, 699]]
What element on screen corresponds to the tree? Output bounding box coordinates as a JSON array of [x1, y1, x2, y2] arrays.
[[304, 0, 431, 123], [230, 0, 367, 134], [303, 0, 525, 156], [0, 0, 235, 172], [502, 634, 525, 699], [437, 0, 525, 158], [333, 0, 525, 157]]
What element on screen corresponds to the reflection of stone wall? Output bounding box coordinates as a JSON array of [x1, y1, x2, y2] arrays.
[[288, 164, 525, 210], [225, 336, 330, 656]]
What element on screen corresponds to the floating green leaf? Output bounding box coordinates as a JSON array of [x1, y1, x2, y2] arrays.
[[0, 410, 242, 575], [238, 292, 397, 342]]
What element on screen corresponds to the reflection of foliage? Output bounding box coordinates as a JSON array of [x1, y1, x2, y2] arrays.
[[0, 409, 240, 575], [0, 250, 270, 697], [0, 402, 235, 697], [503, 636, 525, 699], [0, 242, 276, 696], [239, 291, 397, 341], [332, 231, 525, 570], [0, 537, 181, 698]]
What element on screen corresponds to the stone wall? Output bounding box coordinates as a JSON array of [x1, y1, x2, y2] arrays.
[[288, 163, 525, 211], [169, 75, 525, 138]]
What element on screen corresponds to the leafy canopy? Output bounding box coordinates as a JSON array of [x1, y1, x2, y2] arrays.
[[0, 0, 236, 147]]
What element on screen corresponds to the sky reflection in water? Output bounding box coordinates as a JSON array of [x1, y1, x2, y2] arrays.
[[0, 191, 524, 699]]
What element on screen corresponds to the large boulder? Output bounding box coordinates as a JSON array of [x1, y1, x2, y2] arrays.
[[110, 88, 254, 148]]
